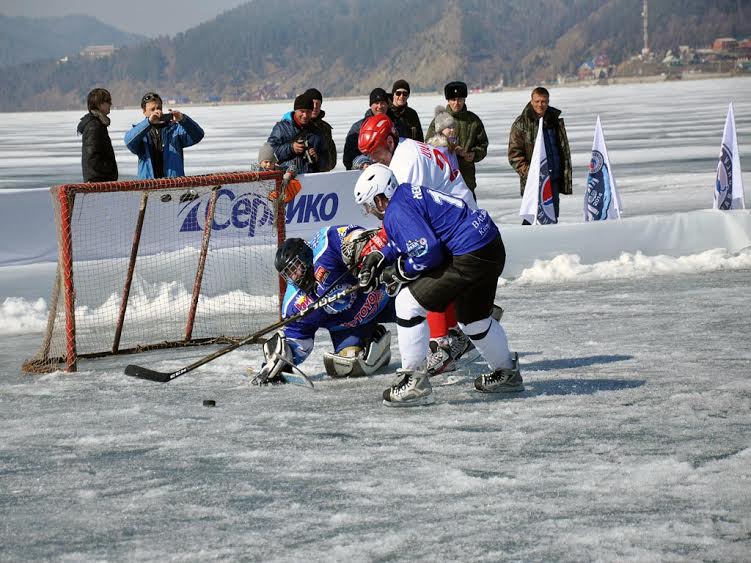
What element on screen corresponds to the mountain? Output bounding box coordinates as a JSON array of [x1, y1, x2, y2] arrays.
[[1, 0, 749, 112], [0, 14, 146, 68]]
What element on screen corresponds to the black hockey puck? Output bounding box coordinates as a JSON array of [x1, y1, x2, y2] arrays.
[[202, 399, 216, 407], [160, 193, 172, 203]]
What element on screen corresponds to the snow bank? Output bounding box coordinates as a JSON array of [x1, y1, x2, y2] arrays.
[[501, 209, 751, 279]]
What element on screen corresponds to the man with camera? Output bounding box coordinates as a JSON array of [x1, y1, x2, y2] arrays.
[[305, 88, 337, 172], [124, 91, 204, 179], [267, 92, 329, 174]]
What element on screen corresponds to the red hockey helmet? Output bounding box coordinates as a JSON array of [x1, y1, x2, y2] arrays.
[[358, 114, 398, 155]]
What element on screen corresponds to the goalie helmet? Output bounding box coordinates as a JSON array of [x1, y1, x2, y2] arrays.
[[353, 163, 398, 210], [275, 238, 315, 293], [358, 114, 398, 155]]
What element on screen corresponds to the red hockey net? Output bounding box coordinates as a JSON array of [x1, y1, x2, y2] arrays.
[[23, 171, 287, 373]]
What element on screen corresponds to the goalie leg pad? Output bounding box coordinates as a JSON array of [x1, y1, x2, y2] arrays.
[[324, 326, 392, 378]]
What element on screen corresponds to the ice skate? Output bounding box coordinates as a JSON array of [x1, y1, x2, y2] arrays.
[[383, 371, 434, 407], [474, 352, 524, 393], [426, 338, 456, 376], [447, 327, 473, 361]]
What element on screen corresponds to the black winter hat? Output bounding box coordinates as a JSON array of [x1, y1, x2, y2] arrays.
[[293, 93, 314, 110], [391, 79, 410, 94], [305, 88, 323, 101], [369, 88, 388, 106], [444, 81, 468, 99]]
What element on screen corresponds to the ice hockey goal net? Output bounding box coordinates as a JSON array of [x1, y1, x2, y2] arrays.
[[23, 171, 287, 373]]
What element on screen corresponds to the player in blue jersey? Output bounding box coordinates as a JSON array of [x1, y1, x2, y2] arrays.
[[353, 164, 523, 406], [254, 225, 395, 385]]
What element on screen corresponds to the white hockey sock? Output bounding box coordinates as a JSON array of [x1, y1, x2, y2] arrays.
[[459, 317, 513, 370], [395, 288, 429, 370]]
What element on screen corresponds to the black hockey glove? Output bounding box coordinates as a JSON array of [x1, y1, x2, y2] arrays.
[[358, 250, 386, 293], [380, 256, 418, 297]]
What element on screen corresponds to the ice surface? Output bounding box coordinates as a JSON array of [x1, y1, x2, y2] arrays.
[[0, 77, 750, 561]]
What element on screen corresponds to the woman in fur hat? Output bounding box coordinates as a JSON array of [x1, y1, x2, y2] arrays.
[[426, 105, 458, 150]]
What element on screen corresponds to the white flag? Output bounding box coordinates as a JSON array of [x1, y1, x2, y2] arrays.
[[584, 116, 622, 221], [714, 102, 745, 210], [519, 117, 557, 225]]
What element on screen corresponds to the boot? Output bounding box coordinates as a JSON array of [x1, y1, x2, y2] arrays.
[[474, 352, 523, 393], [383, 370, 434, 407]]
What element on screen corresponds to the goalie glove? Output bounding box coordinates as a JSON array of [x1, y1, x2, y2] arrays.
[[341, 227, 388, 271], [358, 250, 386, 293], [253, 330, 295, 385], [380, 256, 418, 297]]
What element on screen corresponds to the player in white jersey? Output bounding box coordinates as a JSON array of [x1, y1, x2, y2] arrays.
[[356, 114, 479, 375], [359, 114, 476, 209]]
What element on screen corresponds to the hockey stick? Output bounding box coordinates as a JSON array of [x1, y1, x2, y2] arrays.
[[125, 270, 360, 383]]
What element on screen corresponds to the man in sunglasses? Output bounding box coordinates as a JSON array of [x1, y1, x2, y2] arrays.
[[124, 91, 204, 179], [389, 79, 423, 142]]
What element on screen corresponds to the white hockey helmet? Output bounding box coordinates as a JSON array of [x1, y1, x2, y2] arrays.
[[353, 163, 398, 208]]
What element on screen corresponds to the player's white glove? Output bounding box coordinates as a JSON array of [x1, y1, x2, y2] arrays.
[[253, 330, 294, 385], [380, 256, 417, 297], [358, 250, 386, 293]]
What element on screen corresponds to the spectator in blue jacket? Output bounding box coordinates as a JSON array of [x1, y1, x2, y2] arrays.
[[267, 93, 329, 174], [124, 92, 204, 179]]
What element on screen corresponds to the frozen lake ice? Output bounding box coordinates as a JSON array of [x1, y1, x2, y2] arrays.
[[0, 77, 750, 561]]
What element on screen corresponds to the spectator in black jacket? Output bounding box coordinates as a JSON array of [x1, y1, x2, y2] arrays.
[[268, 92, 329, 173], [390, 79, 423, 142], [305, 88, 337, 171], [77, 88, 118, 182], [342, 88, 398, 170]]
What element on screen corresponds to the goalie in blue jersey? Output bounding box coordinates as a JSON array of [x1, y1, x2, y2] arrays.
[[354, 164, 523, 407], [253, 225, 395, 385]]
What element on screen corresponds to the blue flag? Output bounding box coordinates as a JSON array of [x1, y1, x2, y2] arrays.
[[519, 117, 557, 225]]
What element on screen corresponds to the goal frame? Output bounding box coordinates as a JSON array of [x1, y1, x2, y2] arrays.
[[23, 171, 287, 373]]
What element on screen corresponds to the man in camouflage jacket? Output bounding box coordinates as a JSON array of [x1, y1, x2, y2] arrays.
[[508, 87, 572, 220], [426, 81, 488, 194]]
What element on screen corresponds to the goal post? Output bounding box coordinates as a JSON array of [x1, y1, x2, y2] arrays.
[[23, 171, 288, 373]]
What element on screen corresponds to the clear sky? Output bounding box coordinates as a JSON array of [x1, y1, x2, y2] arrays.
[[0, 0, 250, 37]]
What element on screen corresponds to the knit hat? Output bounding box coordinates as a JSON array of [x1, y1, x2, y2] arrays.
[[391, 79, 410, 95], [433, 105, 456, 134], [444, 81, 468, 99], [369, 87, 388, 106], [304, 88, 323, 102], [258, 142, 277, 164], [293, 92, 314, 110]]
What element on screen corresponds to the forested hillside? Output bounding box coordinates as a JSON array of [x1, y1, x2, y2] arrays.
[[1, 0, 749, 111], [0, 14, 145, 68]]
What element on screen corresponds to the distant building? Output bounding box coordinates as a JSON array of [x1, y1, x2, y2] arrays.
[[578, 61, 594, 80], [80, 45, 116, 58], [713, 37, 738, 51]]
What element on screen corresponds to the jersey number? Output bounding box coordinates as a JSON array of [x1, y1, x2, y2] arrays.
[[432, 148, 460, 182], [427, 188, 464, 208]]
